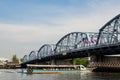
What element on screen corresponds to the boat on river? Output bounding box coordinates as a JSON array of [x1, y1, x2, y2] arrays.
[[20, 64, 87, 74]]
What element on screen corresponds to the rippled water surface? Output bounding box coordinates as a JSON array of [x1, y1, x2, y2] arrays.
[[0, 69, 120, 80]]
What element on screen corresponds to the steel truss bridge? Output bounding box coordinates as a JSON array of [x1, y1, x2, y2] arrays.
[[22, 14, 120, 67]]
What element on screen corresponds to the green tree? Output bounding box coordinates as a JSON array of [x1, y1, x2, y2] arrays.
[[12, 54, 19, 62], [74, 58, 89, 67], [20, 58, 23, 62]]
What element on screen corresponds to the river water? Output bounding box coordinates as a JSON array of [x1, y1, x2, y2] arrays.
[[0, 69, 120, 80]]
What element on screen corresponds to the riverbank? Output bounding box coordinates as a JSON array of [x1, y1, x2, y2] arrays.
[[92, 67, 120, 72]]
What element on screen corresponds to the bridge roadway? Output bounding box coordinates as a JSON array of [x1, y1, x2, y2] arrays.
[[22, 42, 120, 67], [21, 14, 120, 68]]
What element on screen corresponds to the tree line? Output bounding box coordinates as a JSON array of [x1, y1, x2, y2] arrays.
[[11, 54, 22, 63]]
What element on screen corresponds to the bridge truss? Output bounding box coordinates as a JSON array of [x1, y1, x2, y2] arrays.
[[55, 32, 98, 54], [97, 14, 120, 45], [23, 55, 29, 63], [22, 14, 120, 65], [37, 44, 55, 59]]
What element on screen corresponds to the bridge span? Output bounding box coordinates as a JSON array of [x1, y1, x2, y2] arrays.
[[21, 14, 120, 69]]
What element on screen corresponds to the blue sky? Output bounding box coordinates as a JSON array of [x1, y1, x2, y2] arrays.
[[0, 0, 120, 60], [1, 0, 119, 25], [0, 0, 89, 25]]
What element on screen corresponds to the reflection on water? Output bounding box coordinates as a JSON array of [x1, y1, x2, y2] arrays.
[[0, 69, 120, 80]]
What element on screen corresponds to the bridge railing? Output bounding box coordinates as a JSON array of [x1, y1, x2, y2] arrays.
[[89, 62, 120, 68]]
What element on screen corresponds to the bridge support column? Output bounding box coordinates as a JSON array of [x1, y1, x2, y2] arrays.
[[50, 59, 55, 65], [72, 59, 76, 65]]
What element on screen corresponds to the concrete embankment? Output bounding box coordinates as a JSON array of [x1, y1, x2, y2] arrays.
[[92, 67, 120, 72]]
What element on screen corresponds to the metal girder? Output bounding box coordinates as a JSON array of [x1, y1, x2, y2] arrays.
[[55, 32, 98, 54], [29, 51, 38, 61], [97, 14, 120, 45], [22, 55, 29, 63], [37, 44, 55, 59]]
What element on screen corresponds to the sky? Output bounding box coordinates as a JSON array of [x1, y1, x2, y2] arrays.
[[0, 0, 120, 60]]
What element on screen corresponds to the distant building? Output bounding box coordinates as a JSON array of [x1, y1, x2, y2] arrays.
[[6, 62, 20, 69], [0, 57, 8, 68]]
